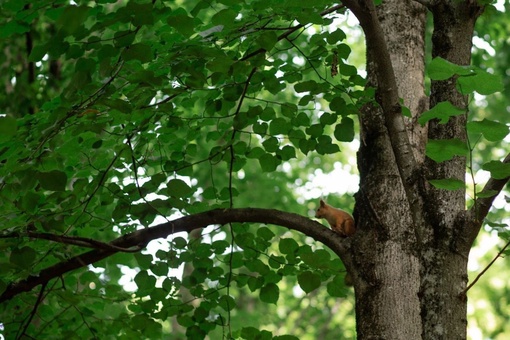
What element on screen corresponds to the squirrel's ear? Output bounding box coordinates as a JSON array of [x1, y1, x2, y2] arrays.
[[319, 199, 325, 206]]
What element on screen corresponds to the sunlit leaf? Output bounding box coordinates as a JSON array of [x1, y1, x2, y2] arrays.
[[467, 119, 509, 142], [457, 68, 504, 95], [482, 161, 510, 179]]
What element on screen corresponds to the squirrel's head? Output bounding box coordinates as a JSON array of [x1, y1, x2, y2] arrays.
[[315, 199, 327, 218]]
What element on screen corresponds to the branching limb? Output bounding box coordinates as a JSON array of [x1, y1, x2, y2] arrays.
[[0, 208, 350, 303], [465, 152, 510, 246], [341, 0, 417, 183], [341, 0, 426, 239]]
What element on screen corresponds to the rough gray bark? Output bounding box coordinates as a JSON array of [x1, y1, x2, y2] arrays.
[[339, 0, 485, 339]]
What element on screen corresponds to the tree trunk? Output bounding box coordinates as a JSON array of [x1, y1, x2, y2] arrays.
[[343, 0, 484, 338]]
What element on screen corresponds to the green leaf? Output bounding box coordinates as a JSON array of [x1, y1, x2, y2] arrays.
[[167, 9, 195, 37], [336, 43, 351, 59], [257, 227, 275, 241], [277, 145, 296, 161], [218, 295, 236, 311], [256, 31, 278, 51], [259, 153, 280, 172], [289, 129, 306, 147], [253, 121, 268, 135], [21, 191, 41, 213], [334, 117, 354, 142], [269, 118, 290, 135], [319, 112, 337, 126], [482, 161, 510, 179], [176, 314, 194, 327], [126, 2, 154, 26], [245, 259, 269, 276], [0, 116, 17, 141], [425, 139, 468, 163], [292, 112, 310, 126], [299, 138, 317, 154], [10, 246, 37, 268], [248, 276, 264, 292], [57, 5, 90, 34], [297, 271, 321, 293], [418, 101, 465, 125], [151, 262, 168, 276], [0, 20, 30, 39], [211, 8, 237, 27], [274, 335, 299, 340], [329, 97, 346, 113], [428, 179, 465, 190], [300, 249, 331, 268], [306, 124, 323, 138], [476, 190, 498, 199], [134, 270, 156, 295], [281, 104, 297, 118], [316, 135, 340, 155], [294, 80, 318, 93], [326, 29, 346, 44], [166, 179, 192, 198], [28, 44, 47, 62], [457, 68, 504, 95], [135, 253, 153, 269], [241, 327, 272, 340], [427, 57, 471, 80], [122, 43, 152, 63], [262, 137, 279, 152], [467, 119, 509, 142], [114, 30, 136, 47], [279, 238, 299, 255], [259, 283, 279, 304], [37, 170, 68, 191], [326, 274, 348, 297]]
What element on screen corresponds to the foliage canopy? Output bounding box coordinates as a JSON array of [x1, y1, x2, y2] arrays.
[[0, 0, 509, 339]]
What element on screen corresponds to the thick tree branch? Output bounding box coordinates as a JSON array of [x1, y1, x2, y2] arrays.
[[0, 208, 350, 303], [342, 0, 416, 183], [342, 0, 427, 239]]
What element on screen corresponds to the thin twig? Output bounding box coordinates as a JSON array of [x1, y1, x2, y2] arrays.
[[0, 231, 144, 253], [240, 4, 345, 61], [462, 238, 510, 295], [16, 282, 47, 340]]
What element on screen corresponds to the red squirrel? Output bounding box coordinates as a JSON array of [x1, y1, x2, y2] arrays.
[[315, 199, 355, 237]]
